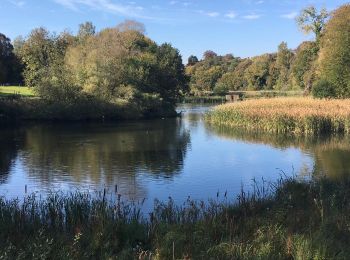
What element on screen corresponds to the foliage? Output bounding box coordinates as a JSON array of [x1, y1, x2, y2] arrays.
[[1, 177, 350, 259], [0, 33, 22, 85], [206, 97, 350, 135], [317, 4, 350, 98], [187, 55, 198, 66], [14, 21, 187, 118], [292, 41, 318, 92], [275, 42, 294, 90], [245, 54, 275, 90], [296, 6, 329, 44], [312, 79, 335, 99]]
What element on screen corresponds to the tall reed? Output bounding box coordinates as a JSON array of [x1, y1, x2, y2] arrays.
[[206, 97, 350, 135]]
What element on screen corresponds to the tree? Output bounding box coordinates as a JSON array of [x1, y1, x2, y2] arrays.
[[187, 55, 198, 66], [245, 54, 274, 90], [296, 6, 329, 44], [275, 42, 294, 90], [291, 41, 318, 91], [0, 33, 22, 84], [203, 50, 217, 60], [65, 21, 187, 113], [194, 66, 223, 93], [77, 21, 95, 40], [317, 4, 350, 98], [0, 33, 14, 83], [155, 43, 188, 103]]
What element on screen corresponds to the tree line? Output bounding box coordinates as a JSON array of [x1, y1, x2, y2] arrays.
[[0, 21, 188, 118], [0, 4, 350, 106], [186, 4, 350, 98]]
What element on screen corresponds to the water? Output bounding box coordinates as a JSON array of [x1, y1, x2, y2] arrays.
[[1, 104, 350, 211]]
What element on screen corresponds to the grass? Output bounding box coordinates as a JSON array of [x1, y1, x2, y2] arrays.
[[0, 86, 35, 97], [1, 177, 350, 259], [206, 97, 350, 135]]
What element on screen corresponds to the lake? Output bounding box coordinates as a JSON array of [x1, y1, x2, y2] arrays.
[[1, 104, 350, 211]]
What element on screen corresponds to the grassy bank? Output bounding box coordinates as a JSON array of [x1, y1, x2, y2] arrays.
[[0, 86, 35, 97], [206, 97, 350, 135], [1, 177, 350, 259], [0, 97, 177, 121]]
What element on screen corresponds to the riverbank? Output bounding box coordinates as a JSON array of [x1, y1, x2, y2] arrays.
[[0, 97, 178, 122], [206, 97, 350, 135], [1, 177, 350, 259]]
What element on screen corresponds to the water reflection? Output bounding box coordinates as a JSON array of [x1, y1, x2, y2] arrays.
[[1, 104, 350, 204], [1, 119, 190, 200], [0, 126, 24, 184], [205, 123, 350, 180]]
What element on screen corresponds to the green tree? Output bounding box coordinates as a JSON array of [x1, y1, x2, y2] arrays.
[[245, 54, 273, 90], [296, 6, 329, 45], [318, 4, 350, 98], [0, 33, 22, 84], [77, 21, 96, 40], [275, 42, 294, 90], [187, 55, 198, 66], [291, 41, 318, 91]]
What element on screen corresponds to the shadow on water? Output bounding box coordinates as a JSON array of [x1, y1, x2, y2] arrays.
[[205, 123, 350, 180]]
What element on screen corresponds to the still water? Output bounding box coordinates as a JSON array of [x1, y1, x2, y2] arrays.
[[1, 104, 350, 210]]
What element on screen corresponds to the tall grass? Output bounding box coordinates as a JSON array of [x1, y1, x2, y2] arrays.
[[206, 97, 350, 135], [1, 177, 350, 259]]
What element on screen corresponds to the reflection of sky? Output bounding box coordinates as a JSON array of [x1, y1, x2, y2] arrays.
[[143, 116, 314, 211], [0, 104, 324, 212]]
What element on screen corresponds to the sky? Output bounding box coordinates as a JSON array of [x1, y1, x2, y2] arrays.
[[0, 0, 349, 61]]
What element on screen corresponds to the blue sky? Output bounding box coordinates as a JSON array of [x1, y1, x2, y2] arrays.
[[0, 0, 348, 61]]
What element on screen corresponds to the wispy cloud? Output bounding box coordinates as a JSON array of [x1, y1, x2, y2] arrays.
[[7, 0, 26, 7], [243, 14, 261, 20], [281, 11, 298, 19], [198, 10, 220, 18], [225, 11, 237, 19], [53, 0, 149, 19]]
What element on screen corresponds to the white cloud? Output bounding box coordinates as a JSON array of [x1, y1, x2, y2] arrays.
[[207, 12, 219, 17], [281, 11, 298, 19], [53, 0, 148, 18], [198, 10, 220, 18], [243, 14, 261, 20], [7, 0, 26, 7], [225, 11, 237, 19], [256, 0, 264, 4]]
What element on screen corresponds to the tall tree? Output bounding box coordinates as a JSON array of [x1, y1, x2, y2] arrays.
[[296, 6, 329, 45], [275, 42, 294, 90], [77, 21, 96, 40], [0, 33, 22, 84], [318, 4, 350, 98]]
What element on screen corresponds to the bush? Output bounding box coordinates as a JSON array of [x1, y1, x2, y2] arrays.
[[213, 82, 229, 95], [312, 80, 335, 99]]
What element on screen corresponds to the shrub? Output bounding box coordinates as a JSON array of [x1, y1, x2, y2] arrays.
[[312, 79, 335, 99]]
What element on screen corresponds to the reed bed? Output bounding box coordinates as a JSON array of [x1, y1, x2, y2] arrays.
[[206, 97, 350, 135], [1, 177, 350, 259]]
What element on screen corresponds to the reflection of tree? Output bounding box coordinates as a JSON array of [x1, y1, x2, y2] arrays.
[[0, 126, 23, 184], [21, 119, 190, 200], [205, 123, 350, 180]]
